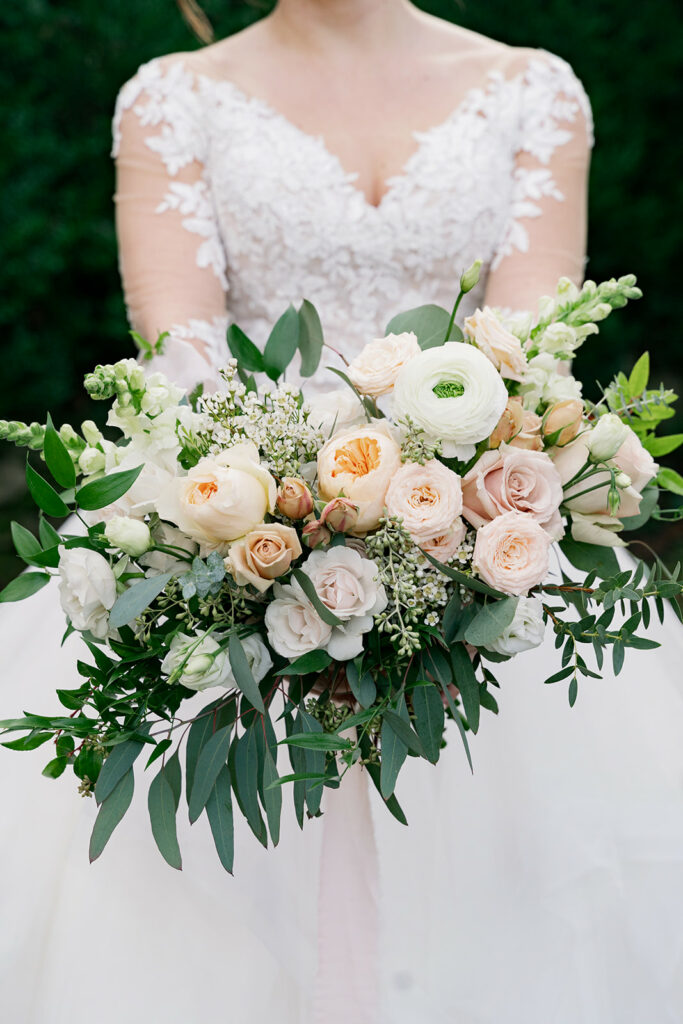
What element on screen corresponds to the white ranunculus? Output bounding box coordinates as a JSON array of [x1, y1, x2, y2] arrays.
[[156, 442, 276, 550], [586, 414, 631, 463], [519, 354, 582, 411], [484, 596, 546, 656], [305, 388, 366, 438], [392, 342, 508, 460], [161, 631, 272, 692], [104, 516, 152, 557], [58, 548, 117, 639]]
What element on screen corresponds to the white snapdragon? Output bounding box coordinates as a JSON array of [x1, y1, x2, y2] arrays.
[[519, 353, 582, 410]]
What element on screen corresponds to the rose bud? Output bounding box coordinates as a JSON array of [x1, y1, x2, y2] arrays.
[[542, 399, 584, 447], [319, 497, 360, 533], [301, 519, 331, 549], [489, 396, 524, 449], [509, 410, 544, 451], [276, 477, 314, 519]]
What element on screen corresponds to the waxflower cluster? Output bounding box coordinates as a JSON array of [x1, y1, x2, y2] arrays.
[[1, 266, 681, 875]]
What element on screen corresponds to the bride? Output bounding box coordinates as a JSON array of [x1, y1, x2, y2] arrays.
[[2, 1, 683, 1021]]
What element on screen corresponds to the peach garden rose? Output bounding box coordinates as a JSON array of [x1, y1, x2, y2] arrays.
[[317, 422, 402, 532], [347, 332, 421, 397]]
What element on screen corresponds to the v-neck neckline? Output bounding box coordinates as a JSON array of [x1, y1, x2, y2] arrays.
[[198, 66, 509, 213]]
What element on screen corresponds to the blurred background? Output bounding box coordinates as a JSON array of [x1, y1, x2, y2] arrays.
[[0, 0, 681, 585]]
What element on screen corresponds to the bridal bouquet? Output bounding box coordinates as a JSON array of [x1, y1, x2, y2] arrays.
[[1, 264, 681, 872]]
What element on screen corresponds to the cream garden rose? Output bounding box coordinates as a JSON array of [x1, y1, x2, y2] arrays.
[[58, 548, 117, 639], [226, 523, 302, 594], [305, 388, 365, 437], [473, 511, 552, 596], [317, 421, 402, 532], [463, 307, 528, 382], [385, 459, 463, 546], [462, 445, 564, 540], [421, 519, 467, 560], [392, 342, 508, 460], [347, 332, 421, 397], [156, 442, 277, 549]]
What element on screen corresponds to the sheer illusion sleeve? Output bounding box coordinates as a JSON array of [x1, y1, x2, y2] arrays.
[[112, 58, 229, 392], [484, 52, 594, 312]]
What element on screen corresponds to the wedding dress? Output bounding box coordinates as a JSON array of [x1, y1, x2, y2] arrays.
[[2, 43, 683, 1024]]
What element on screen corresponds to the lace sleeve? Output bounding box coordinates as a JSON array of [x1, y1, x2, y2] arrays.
[[484, 51, 594, 312], [112, 57, 229, 392]]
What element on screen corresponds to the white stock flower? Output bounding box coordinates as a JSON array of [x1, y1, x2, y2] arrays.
[[161, 631, 272, 692], [347, 332, 421, 397], [58, 548, 117, 639], [392, 342, 508, 460], [586, 414, 631, 463], [518, 354, 583, 410], [104, 516, 151, 557], [78, 446, 106, 476], [484, 596, 546, 656], [536, 322, 581, 357], [305, 388, 366, 438]]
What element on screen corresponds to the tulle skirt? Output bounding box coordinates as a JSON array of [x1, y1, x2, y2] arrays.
[[2, 553, 683, 1024]]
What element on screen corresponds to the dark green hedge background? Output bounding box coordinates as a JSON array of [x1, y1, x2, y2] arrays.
[[1, 0, 681, 583]]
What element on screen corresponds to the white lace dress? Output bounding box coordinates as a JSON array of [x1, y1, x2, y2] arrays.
[[2, 46, 683, 1024]]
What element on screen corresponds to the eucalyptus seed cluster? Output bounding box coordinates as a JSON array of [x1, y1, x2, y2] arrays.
[[304, 697, 352, 733], [397, 415, 442, 465]]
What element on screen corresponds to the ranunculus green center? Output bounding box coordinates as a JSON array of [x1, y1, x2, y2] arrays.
[[432, 379, 465, 399]]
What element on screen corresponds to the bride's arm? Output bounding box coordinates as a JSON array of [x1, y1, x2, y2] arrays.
[[112, 57, 229, 391], [484, 51, 593, 312]]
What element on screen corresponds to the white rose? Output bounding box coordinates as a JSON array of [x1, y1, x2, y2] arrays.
[[305, 388, 366, 438], [265, 585, 333, 660], [612, 427, 658, 493], [586, 414, 631, 463], [484, 596, 546, 656], [347, 332, 421, 397], [58, 548, 117, 639], [156, 442, 277, 550], [463, 307, 528, 382], [104, 516, 152, 557], [392, 342, 508, 461], [161, 631, 272, 692], [519, 354, 582, 411]]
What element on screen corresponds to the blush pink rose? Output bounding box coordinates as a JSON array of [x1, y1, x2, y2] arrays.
[[473, 511, 552, 596], [422, 518, 467, 560], [462, 445, 564, 540], [385, 459, 463, 546]]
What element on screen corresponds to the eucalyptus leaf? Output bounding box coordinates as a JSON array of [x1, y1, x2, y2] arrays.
[[297, 299, 324, 377], [411, 683, 444, 763], [188, 725, 233, 824], [89, 769, 134, 861], [291, 568, 343, 626], [232, 727, 267, 846], [450, 643, 480, 734], [279, 649, 332, 676], [385, 304, 451, 350], [206, 764, 234, 873], [227, 634, 266, 713], [464, 597, 518, 647], [280, 733, 353, 752], [420, 547, 506, 597], [109, 572, 173, 629], [380, 697, 409, 798], [262, 746, 282, 846], [148, 768, 182, 870], [227, 323, 265, 373], [559, 537, 620, 579], [95, 734, 146, 804]]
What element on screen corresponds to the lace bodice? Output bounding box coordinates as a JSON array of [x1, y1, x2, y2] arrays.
[[112, 46, 593, 393]]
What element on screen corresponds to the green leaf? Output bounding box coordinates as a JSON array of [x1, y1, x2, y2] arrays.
[[42, 756, 67, 779], [382, 709, 426, 758], [227, 324, 265, 373], [76, 465, 144, 512], [419, 547, 506, 597], [280, 733, 353, 752], [165, 750, 182, 810], [108, 572, 173, 629], [380, 697, 409, 798], [188, 725, 232, 824], [645, 433, 683, 457], [290, 568, 343, 626], [278, 649, 332, 676], [450, 642, 480, 734], [145, 738, 172, 769], [89, 769, 134, 861], [568, 675, 578, 707], [26, 462, 70, 518], [0, 572, 50, 603], [560, 537, 620, 579], [11, 521, 42, 561], [657, 467, 683, 497], [95, 735, 146, 804], [263, 304, 300, 381], [385, 304, 451, 350], [612, 639, 625, 675], [297, 299, 324, 377], [628, 351, 650, 396], [265, 771, 330, 788], [464, 597, 518, 648], [2, 730, 53, 751], [185, 700, 222, 805], [205, 764, 234, 873], [411, 683, 445, 764], [326, 366, 378, 419], [228, 634, 265, 713], [620, 486, 659, 531], [39, 517, 61, 549], [44, 413, 76, 489], [232, 727, 267, 845], [148, 768, 182, 869], [262, 746, 282, 846], [299, 711, 325, 816], [346, 661, 376, 708]]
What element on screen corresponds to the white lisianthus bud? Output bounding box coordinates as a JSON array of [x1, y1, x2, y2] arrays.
[[615, 471, 632, 489], [586, 414, 630, 463], [459, 258, 482, 293], [78, 446, 106, 476], [105, 516, 152, 557]]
